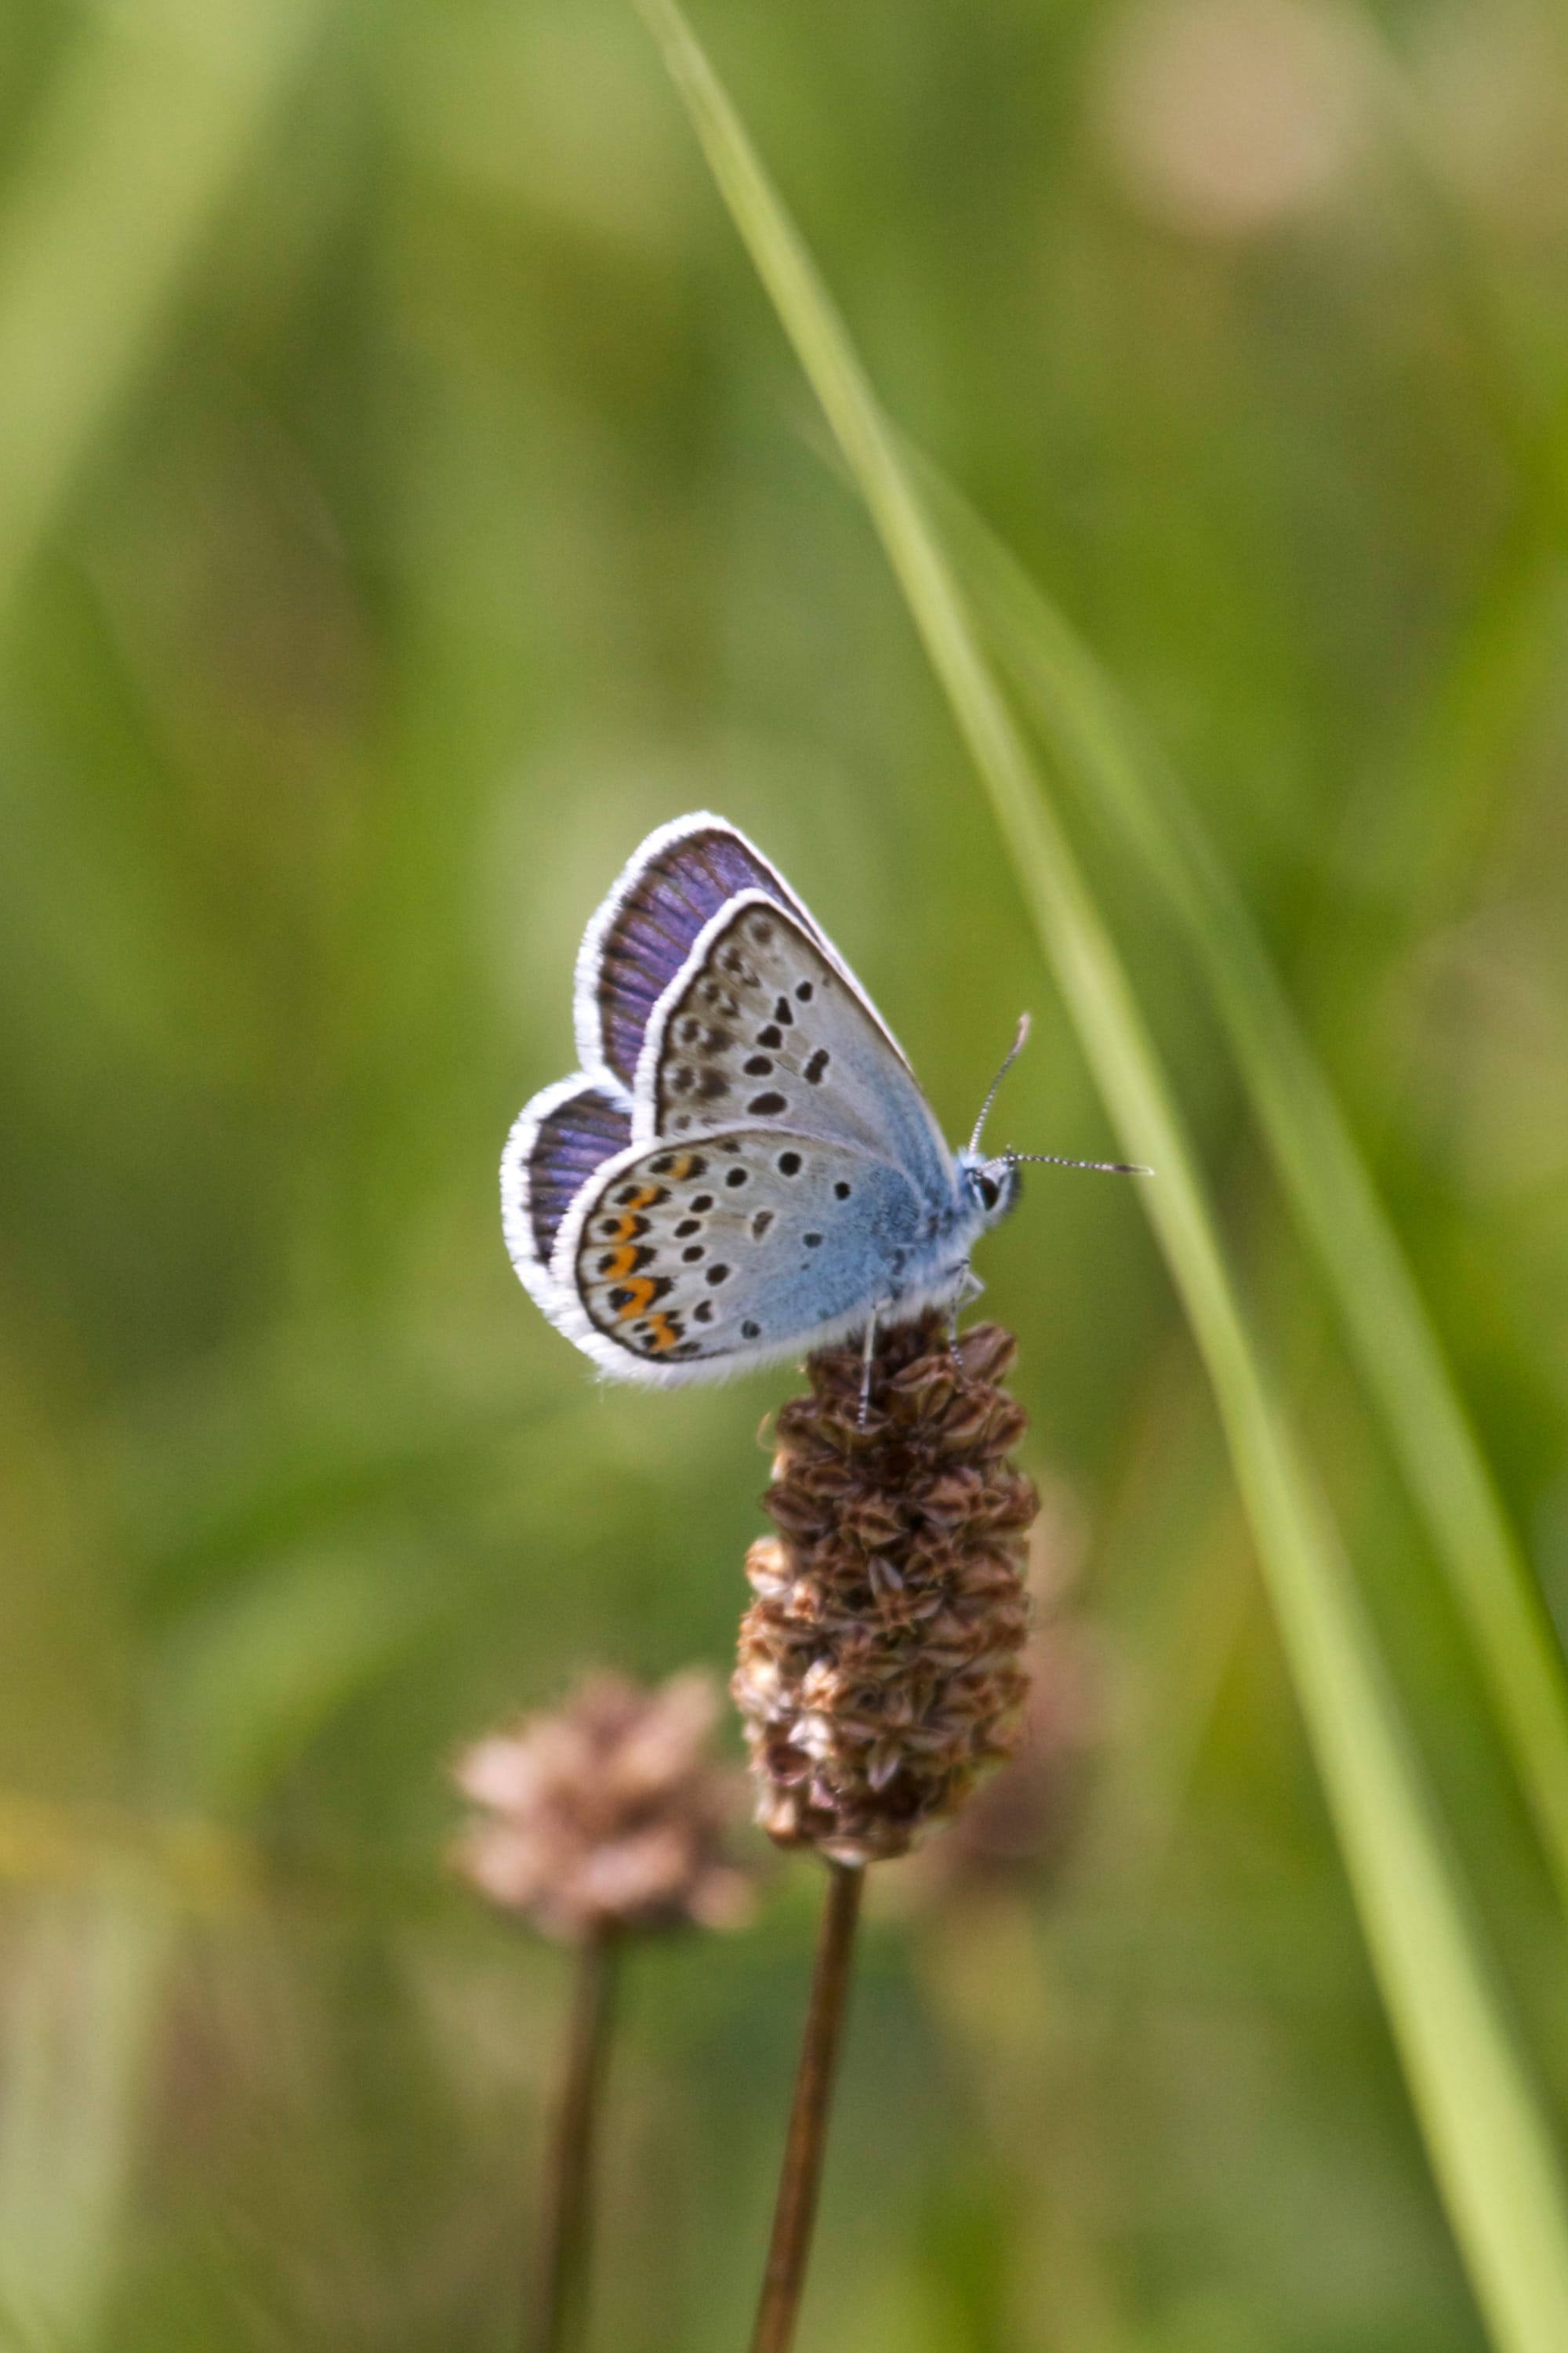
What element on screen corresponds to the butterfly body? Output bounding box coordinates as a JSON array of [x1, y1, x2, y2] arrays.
[[502, 814, 1022, 1385]]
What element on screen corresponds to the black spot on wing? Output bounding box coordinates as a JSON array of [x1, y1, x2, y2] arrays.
[[590, 826, 814, 1086]]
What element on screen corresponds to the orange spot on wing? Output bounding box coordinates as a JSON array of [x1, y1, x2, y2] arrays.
[[602, 1244, 641, 1281], [646, 1312, 681, 1353], [615, 1276, 659, 1321], [609, 1189, 661, 1242]]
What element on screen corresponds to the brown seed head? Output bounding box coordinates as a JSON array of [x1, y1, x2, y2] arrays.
[[918, 1487, 1104, 1895], [451, 1669, 753, 1940], [733, 1315, 1037, 1865]]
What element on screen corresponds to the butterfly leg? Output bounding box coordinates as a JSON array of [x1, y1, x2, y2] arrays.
[[946, 1265, 985, 1375], [857, 1308, 880, 1429]]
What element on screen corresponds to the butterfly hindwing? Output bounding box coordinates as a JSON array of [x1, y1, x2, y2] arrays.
[[558, 1129, 931, 1374], [637, 898, 953, 1205], [501, 1077, 633, 1313]]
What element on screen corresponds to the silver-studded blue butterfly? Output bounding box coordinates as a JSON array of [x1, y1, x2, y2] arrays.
[[500, 814, 1143, 1383]]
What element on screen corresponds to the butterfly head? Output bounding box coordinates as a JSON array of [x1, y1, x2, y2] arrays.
[[959, 1151, 1025, 1230], [964, 1015, 1152, 1222]]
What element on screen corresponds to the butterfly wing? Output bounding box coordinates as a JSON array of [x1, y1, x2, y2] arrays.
[[501, 1076, 633, 1319], [635, 896, 955, 1207], [554, 1128, 936, 1380], [573, 812, 916, 1095], [506, 813, 967, 1382]]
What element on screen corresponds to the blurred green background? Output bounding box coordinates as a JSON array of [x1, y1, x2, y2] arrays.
[[3, 0, 1568, 2345]]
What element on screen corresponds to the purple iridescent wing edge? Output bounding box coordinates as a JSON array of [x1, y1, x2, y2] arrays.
[[571, 812, 910, 1091], [500, 1075, 633, 1313]]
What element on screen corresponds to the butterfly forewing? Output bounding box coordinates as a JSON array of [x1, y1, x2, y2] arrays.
[[575, 817, 826, 1089], [640, 899, 953, 1205], [561, 1131, 927, 1370]]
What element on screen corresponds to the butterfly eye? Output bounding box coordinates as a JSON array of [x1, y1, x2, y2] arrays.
[[975, 1173, 1000, 1212]]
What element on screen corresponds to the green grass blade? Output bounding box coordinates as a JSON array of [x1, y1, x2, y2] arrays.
[[927, 473, 1568, 1920], [633, 5, 1568, 2342], [0, 0, 319, 628]]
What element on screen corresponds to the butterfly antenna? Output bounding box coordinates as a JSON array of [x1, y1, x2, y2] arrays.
[[968, 1014, 1033, 1156], [1005, 1151, 1152, 1176]]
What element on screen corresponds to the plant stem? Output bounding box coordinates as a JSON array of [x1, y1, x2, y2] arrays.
[[532, 1926, 618, 2353], [750, 1861, 865, 2353]]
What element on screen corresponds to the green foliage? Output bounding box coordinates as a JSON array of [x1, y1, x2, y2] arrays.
[[635, 8, 1568, 2343], [2, 0, 1568, 2344]]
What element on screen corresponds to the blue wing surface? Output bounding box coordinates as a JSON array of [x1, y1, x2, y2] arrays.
[[501, 1077, 633, 1306]]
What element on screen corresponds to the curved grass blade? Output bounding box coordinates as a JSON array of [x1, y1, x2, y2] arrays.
[[929, 473, 1568, 1921], [633, 5, 1568, 2343]]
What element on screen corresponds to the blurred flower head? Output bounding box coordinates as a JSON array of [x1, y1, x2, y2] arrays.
[[451, 1669, 754, 1940], [1093, 0, 1371, 241]]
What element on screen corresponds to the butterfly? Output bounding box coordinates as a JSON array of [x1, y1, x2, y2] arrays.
[[501, 813, 1144, 1386]]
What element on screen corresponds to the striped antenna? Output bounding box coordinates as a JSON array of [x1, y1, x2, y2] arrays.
[[968, 1014, 1033, 1154], [1004, 1151, 1152, 1177]]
